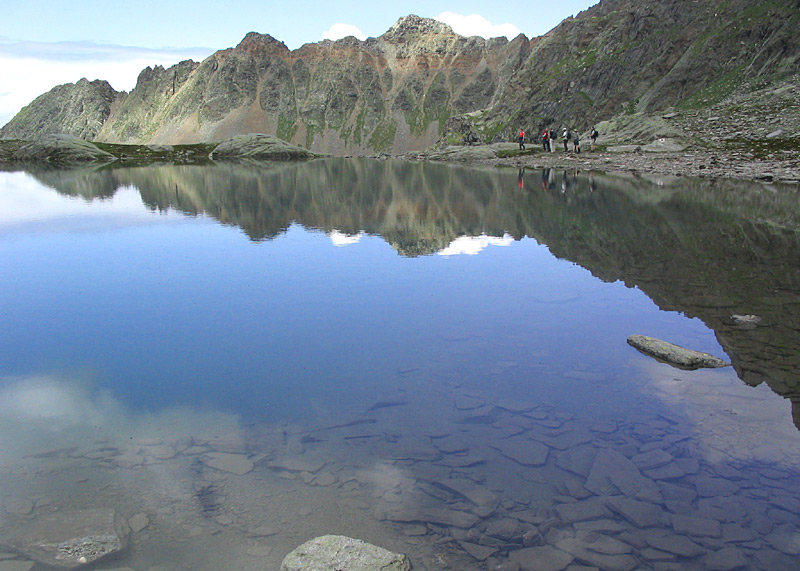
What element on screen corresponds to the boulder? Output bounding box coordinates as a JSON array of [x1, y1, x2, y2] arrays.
[[729, 314, 761, 329], [8, 508, 130, 569], [626, 335, 729, 369], [12, 134, 115, 164], [280, 535, 411, 571], [209, 134, 317, 161]]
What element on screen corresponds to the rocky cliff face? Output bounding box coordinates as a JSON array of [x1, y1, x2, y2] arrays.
[[3, 2, 799, 153], [477, 0, 800, 138], [40, 16, 526, 154], [0, 78, 117, 141]]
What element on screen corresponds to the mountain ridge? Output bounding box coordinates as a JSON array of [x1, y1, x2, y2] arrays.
[[2, 2, 799, 155]]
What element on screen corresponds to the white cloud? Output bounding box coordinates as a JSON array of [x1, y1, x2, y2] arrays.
[[0, 172, 188, 237], [435, 12, 521, 40], [0, 40, 213, 128], [328, 230, 364, 246], [322, 23, 367, 42], [438, 234, 514, 256]]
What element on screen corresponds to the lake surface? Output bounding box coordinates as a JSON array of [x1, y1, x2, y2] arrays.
[[1, 159, 799, 570]]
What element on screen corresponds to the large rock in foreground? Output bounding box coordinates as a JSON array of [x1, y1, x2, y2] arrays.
[[627, 334, 730, 370], [209, 134, 319, 161], [281, 535, 411, 571], [8, 508, 130, 569]]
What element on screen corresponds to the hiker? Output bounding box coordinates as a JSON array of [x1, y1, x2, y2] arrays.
[[518, 129, 526, 150], [541, 129, 550, 151], [562, 128, 570, 152], [549, 129, 556, 152], [590, 127, 599, 151], [573, 131, 581, 153]]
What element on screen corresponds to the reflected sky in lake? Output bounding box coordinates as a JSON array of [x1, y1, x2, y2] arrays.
[[0, 167, 711, 421], [1, 161, 799, 570]]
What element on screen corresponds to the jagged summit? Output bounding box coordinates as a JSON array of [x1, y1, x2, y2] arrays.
[[235, 32, 289, 54], [381, 15, 457, 41]]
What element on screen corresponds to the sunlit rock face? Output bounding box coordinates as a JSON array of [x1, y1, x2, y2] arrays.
[[5, 2, 800, 155], [1, 16, 525, 155]]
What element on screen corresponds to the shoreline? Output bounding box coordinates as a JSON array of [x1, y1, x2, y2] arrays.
[[409, 144, 800, 185], [491, 150, 800, 184], [2, 137, 799, 185]]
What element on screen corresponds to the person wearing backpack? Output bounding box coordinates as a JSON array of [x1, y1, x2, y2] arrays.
[[562, 128, 570, 152], [573, 131, 581, 153], [590, 127, 599, 151], [549, 129, 556, 152]]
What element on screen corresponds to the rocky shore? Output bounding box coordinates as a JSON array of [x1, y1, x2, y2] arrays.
[[494, 147, 800, 184], [414, 81, 800, 184]]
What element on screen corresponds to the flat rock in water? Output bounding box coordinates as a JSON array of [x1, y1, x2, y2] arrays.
[[458, 541, 497, 561], [372, 439, 442, 461], [554, 537, 637, 571], [704, 546, 749, 570], [507, 545, 574, 571], [8, 508, 129, 569], [433, 477, 498, 507], [627, 335, 729, 369], [280, 535, 411, 571], [555, 446, 598, 478], [606, 496, 665, 528], [203, 452, 254, 475], [585, 449, 662, 503], [270, 455, 326, 474], [382, 506, 479, 528], [671, 513, 721, 537], [555, 499, 612, 523], [491, 438, 549, 466], [641, 530, 707, 557]]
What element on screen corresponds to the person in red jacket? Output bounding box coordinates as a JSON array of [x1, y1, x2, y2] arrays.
[[518, 129, 526, 150]]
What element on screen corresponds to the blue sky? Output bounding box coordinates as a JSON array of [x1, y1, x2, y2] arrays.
[[0, 0, 596, 127]]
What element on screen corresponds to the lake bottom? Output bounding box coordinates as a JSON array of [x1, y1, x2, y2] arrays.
[[2, 356, 799, 571]]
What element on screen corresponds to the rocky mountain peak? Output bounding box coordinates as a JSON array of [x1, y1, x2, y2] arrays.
[[0, 78, 117, 141], [381, 15, 456, 42], [235, 31, 289, 55]]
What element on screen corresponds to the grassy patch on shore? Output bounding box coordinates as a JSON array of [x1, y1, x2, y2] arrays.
[[496, 148, 539, 159]]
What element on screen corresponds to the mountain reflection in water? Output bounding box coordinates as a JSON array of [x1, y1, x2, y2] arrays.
[[2, 159, 800, 570], [20, 159, 800, 428]]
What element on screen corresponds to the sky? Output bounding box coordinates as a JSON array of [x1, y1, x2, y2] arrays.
[[0, 0, 596, 127]]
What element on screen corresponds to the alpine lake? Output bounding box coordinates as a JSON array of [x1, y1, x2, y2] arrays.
[[1, 158, 799, 571]]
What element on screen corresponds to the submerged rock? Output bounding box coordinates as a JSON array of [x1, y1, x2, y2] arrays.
[[626, 335, 729, 369], [280, 535, 411, 571], [729, 314, 761, 329], [8, 508, 130, 569]]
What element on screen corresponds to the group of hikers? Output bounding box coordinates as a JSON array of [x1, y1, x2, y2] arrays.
[[517, 127, 598, 152]]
